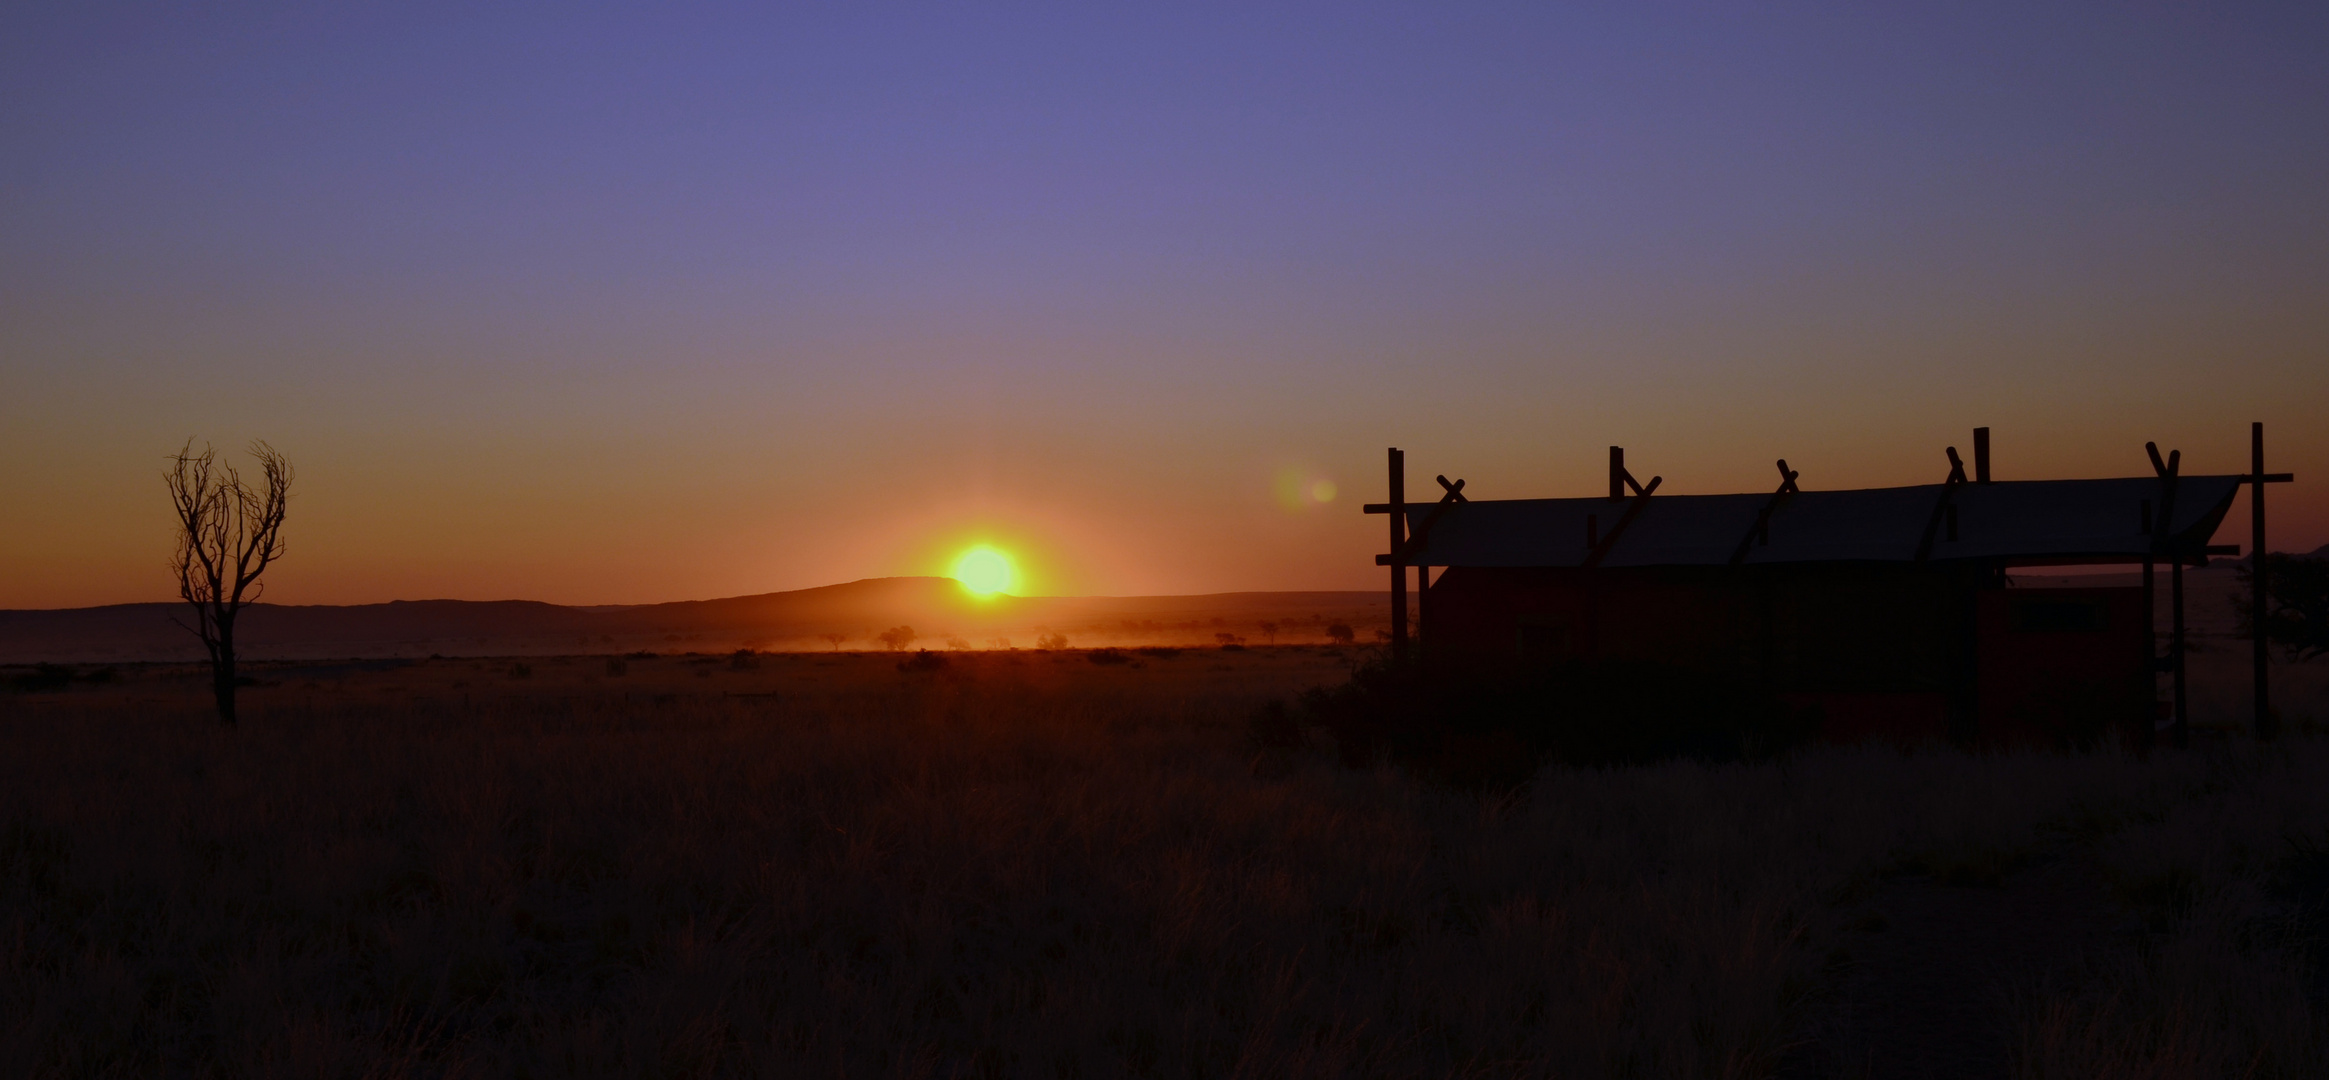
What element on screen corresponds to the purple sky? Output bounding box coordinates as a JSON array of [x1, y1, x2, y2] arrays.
[[4, 2, 2325, 606]]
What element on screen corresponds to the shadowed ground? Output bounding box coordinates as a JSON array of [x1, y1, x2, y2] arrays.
[[3, 648, 2323, 1077]]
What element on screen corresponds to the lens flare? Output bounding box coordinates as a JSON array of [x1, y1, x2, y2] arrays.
[[950, 545, 1016, 596], [1310, 480, 1337, 502]]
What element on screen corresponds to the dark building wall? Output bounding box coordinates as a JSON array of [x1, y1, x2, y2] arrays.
[[1421, 565, 2146, 744], [1975, 587, 2150, 746], [1424, 564, 1966, 686]]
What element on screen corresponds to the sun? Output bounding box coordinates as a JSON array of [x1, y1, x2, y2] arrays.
[[949, 545, 1016, 596]]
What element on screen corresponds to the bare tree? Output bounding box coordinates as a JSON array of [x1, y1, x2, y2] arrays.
[[820, 632, 849, 652], [165, 440, 292, 726], [1258, 620, 1279, 645]]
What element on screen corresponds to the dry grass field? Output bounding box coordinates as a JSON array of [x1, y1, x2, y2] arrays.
[[4, 647, 2325, 1078]]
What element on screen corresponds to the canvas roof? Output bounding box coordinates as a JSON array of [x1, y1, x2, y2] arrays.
[[1401, 476, 2244, 569]]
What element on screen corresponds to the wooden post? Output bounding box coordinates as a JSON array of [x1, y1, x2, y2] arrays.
[[1416, 564, 1430, 660], [2172, 554, 2188, 749], [2142, 550, 2157, 752], [1974, 427, 1991, 484], [1389, 447, 1408, 663], [2140, 496, 2157, 751], [1609, 446, 1625, 500], [2253, 422, 2272, 739]]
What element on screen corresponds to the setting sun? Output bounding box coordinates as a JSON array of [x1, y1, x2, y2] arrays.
[[949, 545, 1016, 596]]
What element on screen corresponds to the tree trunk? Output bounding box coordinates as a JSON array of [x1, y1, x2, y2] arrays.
[[211, 616, 238, 727]]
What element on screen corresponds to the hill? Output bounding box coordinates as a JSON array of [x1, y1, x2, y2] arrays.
[[0, 578, 1385, 662]]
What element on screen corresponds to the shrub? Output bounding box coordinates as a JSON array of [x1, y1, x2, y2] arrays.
[[1086, 648, 1131, 666], [508, 663, 532, 680], [1300, 656, 1816, 785], [2236, 553, 2329, 660], [1036, 632, 1069, 651], [604, 658, 628, 677], [1247, 700, 1303, 751], [897, 649, 948, 673], [7, 665, 74, 693], [1325, 622, 1356, 646]]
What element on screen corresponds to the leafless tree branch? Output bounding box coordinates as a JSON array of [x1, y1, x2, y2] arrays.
[[165, 439, 293, 725]]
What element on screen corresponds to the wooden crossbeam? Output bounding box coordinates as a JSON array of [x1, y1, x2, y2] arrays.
[[2144, 439, 2189, 746], [1580, 475, 1660, 568], [1915, 448, 1967, 561], [2147, 441, 2181, 551], [1375, 481, 1470, 566], [1366, 478, 1463, 516], [1729, 459, 1800, 566]]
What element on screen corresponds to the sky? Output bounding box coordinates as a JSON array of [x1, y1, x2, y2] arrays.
[[3, 1, 2325, 608]]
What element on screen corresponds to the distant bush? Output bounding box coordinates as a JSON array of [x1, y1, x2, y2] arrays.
[[508, 663, 532, 680], [604, 658, 628, 677], [1036, 632, 1069, 651], [1086, 648, 1131, 666], [1136, 646, 1181, 659], [1216, 633, 1246, 651], [1301, 656, 1815, 786], [1246, 699, 1304, 779], [1325, 622, 1356, 646], [877, 626, 917, 652], [729, 649, 761, 671], [2237, 553, 2329, 661], [897, 649, 949, 673], [7, 665, 74, 693], [1247, 699, 1303, 751]]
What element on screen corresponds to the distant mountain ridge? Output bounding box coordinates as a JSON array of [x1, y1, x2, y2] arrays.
[[0, 577, 1384, 663]]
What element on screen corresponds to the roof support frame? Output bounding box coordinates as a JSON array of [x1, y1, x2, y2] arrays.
[[1728, 459, 1799, 566], [1914, 447, 1968, 562], [1581, 474, 1661, 569]]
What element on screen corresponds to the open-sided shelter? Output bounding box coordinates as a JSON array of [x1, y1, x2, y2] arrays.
[[1372, 427, 2292, 746]]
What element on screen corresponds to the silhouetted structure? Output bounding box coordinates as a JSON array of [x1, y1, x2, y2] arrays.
[[1371, 428, 2293, 746]]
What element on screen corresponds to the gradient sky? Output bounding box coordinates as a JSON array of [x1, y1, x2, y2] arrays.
[[4, 2, 2325, 608]]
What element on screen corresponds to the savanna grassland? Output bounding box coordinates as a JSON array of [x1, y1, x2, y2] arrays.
[[3, 647, 2325, 1079]]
